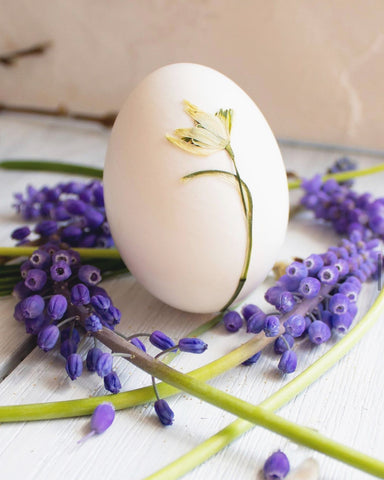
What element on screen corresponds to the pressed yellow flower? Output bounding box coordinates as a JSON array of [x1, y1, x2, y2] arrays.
[[166, 100, 233, 156]]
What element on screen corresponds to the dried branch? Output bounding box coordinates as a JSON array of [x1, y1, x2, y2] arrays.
[[0, 103, 117, 128], [0, 42, 51, 66]]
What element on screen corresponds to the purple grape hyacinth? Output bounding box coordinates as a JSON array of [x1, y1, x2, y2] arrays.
[[12, 180, 113, 248]]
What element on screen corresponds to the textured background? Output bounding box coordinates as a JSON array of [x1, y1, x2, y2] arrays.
[[0, 0, 383, 148]]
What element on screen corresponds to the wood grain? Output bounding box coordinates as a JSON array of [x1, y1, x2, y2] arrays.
[[0, 115, 383, 479]]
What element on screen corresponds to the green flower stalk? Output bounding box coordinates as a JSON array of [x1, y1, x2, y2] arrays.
[[166, 101, 251, 309]]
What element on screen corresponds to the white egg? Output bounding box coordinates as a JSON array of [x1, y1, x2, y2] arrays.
[[104, 63, 288, 313]]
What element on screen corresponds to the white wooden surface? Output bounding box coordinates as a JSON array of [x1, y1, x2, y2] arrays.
[[0, 114, 383, 480]]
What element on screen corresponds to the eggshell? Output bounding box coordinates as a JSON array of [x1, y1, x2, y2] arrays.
[[104, 63, 288, 313]]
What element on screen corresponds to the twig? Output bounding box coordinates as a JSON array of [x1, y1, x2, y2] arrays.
[[0, 102, 117, 128], [0, 42, 51, 66]]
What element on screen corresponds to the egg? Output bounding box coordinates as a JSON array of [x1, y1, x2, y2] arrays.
[[104, 63, 288, 313]]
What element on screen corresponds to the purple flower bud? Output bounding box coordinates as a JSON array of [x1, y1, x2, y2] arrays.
[[108, 306, 121, 325], [61, 225, 83, 244], [60, 339, 77, 358], [321, 310, 333, 329], [71, 283, 90, 305], [63, 181, 84, 195], [265, 287, 285, 307], [283, 314, 306, 337], [223, 311, 243, 332], [50, 261, 72, 282], [60, 326, 81, 344], [52, 250, 72, 264], [90, 402, 115, 434], [298, 277, 321, 298], [246, 310, 266, 334], [178, 338, 208, 354], [275, 291, 296, 313], [91, 295, 111, 311], [301, 175, 322, 193], [264, 315, 281, 337], [52, 205, 71, 221], [11, 226, 31, 240], [274, 333, 294, 354], [322, 250, 338, 266], [308, 320, 331, 345], [104, 372, 122, 394], [13, 280, 32, 299], [154, 399, 174, 426], [317, 265, 339, 285], [263, 450, 290, 480], [21, 294, 45, 319], [348, 301, 358, 319], [78, 234, 97, 247], [78, 265, 101, 286], [25, 269, 47, 291], [20, 260, 32, 278], [86, 347, 103, 372], [277, 274, 301, 292], [96, 235, 114, 248], [278, 350, 297, 374], [13, 301, 25, 322], [333, 258, 350, 277], [242, 351, 261, 366], [150, 331, 176, 350], [65, 353, 83, 380], [332, 313, 353, 334], [25, 315, 46, 334], [345, 275, 362, 291], [329, 293, 350, 315], [286, 261, 308, 280], [241, 304, 262, 321], [38, 325, 60, 351], [96, 352, 113, 377], [29, 249, 50, 269], [64, 199, 87, 215], [93, 183, 105, 207], [47, 294, 68, 320], [84, 206, 104, 228], [130, 337, 146, 352], [35, 220, 58, 236], [85, 313, 103, 332]]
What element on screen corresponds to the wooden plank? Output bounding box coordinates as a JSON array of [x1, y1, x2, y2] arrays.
[[0, 115, 383, 479]]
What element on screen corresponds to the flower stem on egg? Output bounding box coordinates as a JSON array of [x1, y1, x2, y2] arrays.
[[182, 169, 253, 311]]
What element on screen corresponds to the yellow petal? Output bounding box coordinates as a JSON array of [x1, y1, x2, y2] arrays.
[[215, 108, 233, 136], [183, 100, 228, 140], [166, 134, 213, 156]]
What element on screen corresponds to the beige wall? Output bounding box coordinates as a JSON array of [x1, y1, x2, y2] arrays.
[[1, 0, 383, 148]]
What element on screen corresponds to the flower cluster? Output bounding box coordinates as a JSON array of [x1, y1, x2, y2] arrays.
[[301, 175, 384, 240], [12, 180, 113, 248], [225, 233, 379, 374], [12, 244, 208, 421], [13, 244, 123, 392]]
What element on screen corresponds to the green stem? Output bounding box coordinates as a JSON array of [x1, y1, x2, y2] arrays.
[[0, 318, 277, 422], [0, 246, 120, 259], [95, 323, 384, 479], [183, 170, 253, 311], [288, 162, 384, 190], [225, 144, 248, 217], [146, 287, 384, 480], [0, 159, 103, 178]]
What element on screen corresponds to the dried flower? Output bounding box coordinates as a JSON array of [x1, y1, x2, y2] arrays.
[[166, 100, 232, 156]]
